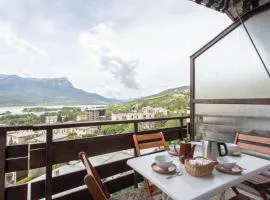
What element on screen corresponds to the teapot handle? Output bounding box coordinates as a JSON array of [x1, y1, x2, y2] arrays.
[[191, 144, 196, 158], [218, 142, 228, 156], [174, 143, 179, 155]]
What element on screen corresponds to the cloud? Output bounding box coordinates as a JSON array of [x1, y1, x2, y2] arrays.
[[92, 83, 121, 98], [20, 68, 35, 77], [78, 23, 141, 89], [100, 53, 140, 89], [0, 0, 231, 99], [0, 21, 47, 60]]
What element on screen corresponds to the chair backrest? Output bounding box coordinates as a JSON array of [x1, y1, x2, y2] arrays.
[[234, 133, 270, 155], [79, 152, 111, 200], [133, 132, 167, 156]]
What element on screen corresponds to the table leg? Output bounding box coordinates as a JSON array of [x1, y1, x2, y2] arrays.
[[162, 192, 166, 200], [219, 190, 226, 200], [162, 192, 172, 200]]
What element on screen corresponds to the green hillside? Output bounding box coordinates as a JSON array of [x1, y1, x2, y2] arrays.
[[108, 87, 190, 116]]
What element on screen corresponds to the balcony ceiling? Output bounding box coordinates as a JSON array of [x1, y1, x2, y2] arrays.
[[190, 0, 270, 20]]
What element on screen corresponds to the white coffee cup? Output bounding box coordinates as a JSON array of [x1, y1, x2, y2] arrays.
[[155, 155, 173, 169]]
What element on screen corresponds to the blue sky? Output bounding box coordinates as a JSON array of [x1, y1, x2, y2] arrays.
[[0, 0, 231, 99]]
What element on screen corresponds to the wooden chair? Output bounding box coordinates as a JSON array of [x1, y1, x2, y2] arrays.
[[231, 133, 270, 200], [133, 132, 167, 156], [133, 132, 167, 196], [79, 152, 152, 200]]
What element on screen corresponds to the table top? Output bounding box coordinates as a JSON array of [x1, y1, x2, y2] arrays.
[[127, 152, 270, 200]]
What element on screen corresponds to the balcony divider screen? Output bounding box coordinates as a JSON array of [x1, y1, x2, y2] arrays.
[[190, 4, 270, 142]]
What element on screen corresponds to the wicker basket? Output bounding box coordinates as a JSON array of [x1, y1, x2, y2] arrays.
[[185, 157, 214, 177]]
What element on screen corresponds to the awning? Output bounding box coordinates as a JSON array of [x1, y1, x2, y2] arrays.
[[189, 0, 270, 20]]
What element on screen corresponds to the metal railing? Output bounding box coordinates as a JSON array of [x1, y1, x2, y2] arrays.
[[0, 116, 190, 200]]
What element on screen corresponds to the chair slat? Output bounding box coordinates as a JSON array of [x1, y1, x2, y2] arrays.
[[138, 141, 165, 150], [246, 174, 270, 185], [237, 134, 270, 145], [238, 142, 270, 155], [136, 133, 164, 142]]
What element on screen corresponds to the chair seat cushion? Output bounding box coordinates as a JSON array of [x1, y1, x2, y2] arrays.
[[110, 188, 152, 200]]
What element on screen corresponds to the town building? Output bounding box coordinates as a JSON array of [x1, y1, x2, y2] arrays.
[[141, 106, 168, 116], [87, 108, 106, 121], [111, 113, 154, 129], [71, 126, 100, 137], [45, 115, 58, 124], [5, 172, 16, 186], [28, 132, 68, 143], [111, 106, 168, 129], [7, 130, 45, 145], [111, 113, 140, 121], [76, 108, 106, 122], [76, 114, 88, 122], [111, 106, 168, 121]]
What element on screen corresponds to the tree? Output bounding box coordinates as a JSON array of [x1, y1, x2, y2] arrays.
[[100, 124, 133, 135], [68, 132, 77, 140], [5, 111, 12, 115], [165, 120, 179, 128], [39, 114, 46, 123]]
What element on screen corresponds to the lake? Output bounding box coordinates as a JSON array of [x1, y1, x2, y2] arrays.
[[0, 105, 107, 115]]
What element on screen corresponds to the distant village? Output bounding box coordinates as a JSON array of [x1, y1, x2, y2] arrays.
[[6, 105, 169, 146]]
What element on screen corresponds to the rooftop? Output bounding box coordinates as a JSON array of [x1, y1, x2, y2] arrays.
[[190, 0, 270, 20]]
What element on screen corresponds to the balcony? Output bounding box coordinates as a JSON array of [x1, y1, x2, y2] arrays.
[[1, 3, 270, 200], [0, 116, 190, 200]]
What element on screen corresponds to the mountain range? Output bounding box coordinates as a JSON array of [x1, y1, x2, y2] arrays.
[[0, 74, 189, 106], [0, 75, 120, 106]]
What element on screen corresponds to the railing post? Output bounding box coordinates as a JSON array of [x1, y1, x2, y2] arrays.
[[0, 130, 6, 200], [179, 118, 184, 140], [189, 122, 194, 141], [133, 122, 138, 188], [190, 56, 196, 143], [45, 129, 53, 200], [134, 122, 138, 135]]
